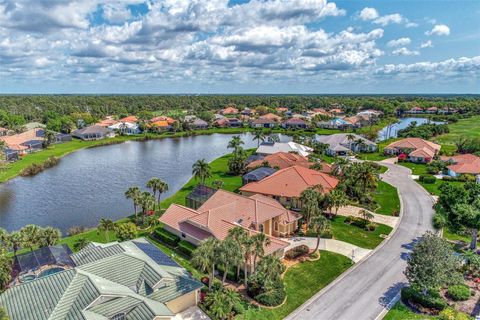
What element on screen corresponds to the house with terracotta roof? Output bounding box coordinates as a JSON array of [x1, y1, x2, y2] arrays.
[[220, 106, 239, 115], [119, 115, 138, 123], [246, 151, 331, 172], [0, 128, 45, 155], [214, 118, 242, 128], [329, 108, 344, 116], [159, 190, 296, 260], [261, 113, 282, 122], [276, 107, 289, 113], [426, 107, 438, 114], [408, 107, 424, 114], [251, 117, 277, 128], [384, 138, 441, 163], [239, 165, 339, 209], [150, 120, 171, 130], [441, 154, 480, 177], [151, 116, 176, 125]]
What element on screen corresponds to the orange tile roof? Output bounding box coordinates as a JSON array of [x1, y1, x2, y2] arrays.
[[330, 108, 343, 114], [276, 107, 288, 112], [385, 138, 441, 158], [96, 119, 118, 127], [119, 116, 138, 123], [0, 128, 44, 150], [151, 116, 176, 124], [240, 165, 339, 198], [221, 107, 239, 114], [247, 152, 314, 170], [260, 113, 282, 121], [442, 154, 480, 174], [151, 121, 169, 127]]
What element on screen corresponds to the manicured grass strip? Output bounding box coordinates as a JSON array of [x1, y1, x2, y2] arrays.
[[443, 227, 471, 244], [398, 162, 429, 176], [374, 180, 400, 216], [418, 179, 465, 196], [330, 216, 392, 249], [435, 116, 480, 145], [383, 301, 434, 320], [242, 251, 352, 320]]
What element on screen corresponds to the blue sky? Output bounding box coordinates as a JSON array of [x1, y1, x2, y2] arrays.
[[0, 0, 479, 94]]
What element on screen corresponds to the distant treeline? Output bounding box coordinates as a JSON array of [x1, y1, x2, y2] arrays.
[[0, 95, 479, 122], [397, 123, 450, 140]]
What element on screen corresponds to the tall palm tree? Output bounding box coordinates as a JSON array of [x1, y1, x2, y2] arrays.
[[192, 237, 220, 290], [19, 225, 40, 251], [218, 237, 243, 286], [125, 186, 141, 224], [300, 188, 322, 227], [309, 215, 330, 253], [242, 236, 255, 288], [329, 189, 348, 216], [227, 227, 248, 280], [251, 233, 271, 270], [98, 218, 115, 242], [252, 130, 266, 148], [74, 237, 90, 251], [8, 232, 22, 256], [43, 130, 57, 147], [139, 192, 156, 226], [192, 159, 212, 185], [227, 136, 244, 151], [39, 227, 61, 247], [361, 209, 375, 223], [147, 178, 169, 211]]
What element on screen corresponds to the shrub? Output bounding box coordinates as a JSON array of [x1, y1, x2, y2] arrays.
[[320, 229, 333, 239], [114, 222, 137, 241], [233, 302, 245, 315], [254, 288, 286, 306], [284, 245, 309, 259], [67, 226, 86, 236], [178, 240, 196, 257], [419, 175, 436, 184], [438, 308, 470, 320], [154, 228, 180, 246], [365, 222, 377, 231], [447, 285, 471, 301], [401, 287, 447, 311]]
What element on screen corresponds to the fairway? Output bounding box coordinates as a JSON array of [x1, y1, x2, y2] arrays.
[[435, 116, 480, 145]]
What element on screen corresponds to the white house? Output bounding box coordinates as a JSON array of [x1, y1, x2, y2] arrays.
[[108, 122, 141, 135], [256, 141, 313, 157]]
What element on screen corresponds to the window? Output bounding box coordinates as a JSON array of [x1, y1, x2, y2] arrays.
[[181, 233, 186, 238], [259, 224, 264, 233]]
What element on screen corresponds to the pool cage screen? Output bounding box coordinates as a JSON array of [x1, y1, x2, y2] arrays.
[[185, 184, 218, 210]]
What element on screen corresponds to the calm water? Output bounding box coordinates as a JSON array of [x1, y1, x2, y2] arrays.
[[377, 117, 445, 141], [0, 133, 288, 233]]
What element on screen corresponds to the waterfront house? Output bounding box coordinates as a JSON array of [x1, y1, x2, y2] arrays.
[[215, 117, 242, 128], [242, 167, 277, 184], [160, 190, 295, 256], [318, 117, 350, 130], [150, 120, 171, 131], [0, 238, 203, 320], [251, 117, 277, 128], [441, 154, 480, 177], [246, 151, 329, 171], [317, 133, 378, 156], [384, 138, 441, 163], [191, 118, 208, 130], [261, 113, 282, 122], [72, 125, 115, 140], [108, 121, 142, 135], [151, 116, 176, 125], [282, 118, 308, 129], [0, 128, 45, 155], [426, 107, 438, 114], [240, 165, 339, 209], [256, 141, 313, 157], [96, 118, 118, 127]]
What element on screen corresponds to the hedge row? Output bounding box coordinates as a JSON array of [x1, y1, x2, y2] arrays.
[[154, 228, 180, 246], [419, 175, 436, 184], [284, 245, 309, 259], [178, 240, 197, 257], [401, 287, 447, 311]]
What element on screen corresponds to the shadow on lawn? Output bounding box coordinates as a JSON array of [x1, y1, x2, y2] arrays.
[[378, 282, 407, 308]]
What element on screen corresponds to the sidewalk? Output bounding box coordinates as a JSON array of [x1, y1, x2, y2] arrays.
[[336, 205, 399, 228], [284, 237, 372, 263]]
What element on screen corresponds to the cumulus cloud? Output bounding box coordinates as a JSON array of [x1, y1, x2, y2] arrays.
[[387, 37, 411, 47], [392, 47, 419, 56], [377, 56, 480, 75], [425, 24, 450, 36], [420, 40, 433, 48], [359, 7, 417, 27]]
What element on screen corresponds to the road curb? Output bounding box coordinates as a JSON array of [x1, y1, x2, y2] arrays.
[[286, 162, 406, 320]]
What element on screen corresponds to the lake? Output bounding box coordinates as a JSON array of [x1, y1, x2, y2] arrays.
[[377, 117, 445, 141], [0, 133, 288, 233]]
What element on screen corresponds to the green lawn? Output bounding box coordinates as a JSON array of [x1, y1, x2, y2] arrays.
[[241, 251, 352, 320], [418, 180, 465, 196], [374, 180, 401, 216], [329, 216, 392, 249], [355, 138, 399, 161], [383, 301, 434, 320], [398, 162, 428, 176], [435, 116, 480, 145], [443, 227, 471, 243]]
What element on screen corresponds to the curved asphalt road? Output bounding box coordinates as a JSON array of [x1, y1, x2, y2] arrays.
[[286, 162, 435, 320]]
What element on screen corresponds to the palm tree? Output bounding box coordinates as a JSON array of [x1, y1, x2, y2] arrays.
[[43, 130, 57, 147], [252, 130, 266, 148], [39, 227, 61, 247], [227, 227, 248, 280], [98, 218, 115, 242], [300, 188, 322, 227], [346, 133, 356, 148], [139, 192, 156, 226], [309, 215, 330, 253], [212, 180, 224, 190], [0, 248, 12, 292], [192, 159, 212, 185], [218, 237, 243, 286], [74, 237, 90, 251], [8, 232, 22, 256], [360, 209, 374, 223], [251, 233, 271, 270], [147, 178, 169, 211], [192, 237, 220, 290], [242, 236, 255, 288], [125, 186, 141, 224], [227, 136, 244, 151], [0, 228, 8, 248], [19, 225, 40, 251], [267, 133, 280, 143], [329, 189, 348, 216], [309, 162, 323, 172]]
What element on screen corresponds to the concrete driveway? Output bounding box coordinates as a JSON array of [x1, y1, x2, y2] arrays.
[[286, 162, 435, 320]]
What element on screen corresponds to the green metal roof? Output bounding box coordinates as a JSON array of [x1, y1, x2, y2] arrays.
[[149, 277, 203, 303], [70, 244, 125, 266]]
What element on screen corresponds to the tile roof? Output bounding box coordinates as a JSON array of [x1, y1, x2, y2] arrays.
[[442, 154, 480, 174], [0, 128, 44, 151], [317, 133, 377, 150], [284, 118, 307, 124], [246, 152, 314, 170], [96, 119, 118, 127], [259, 113, 282, 121], [151, 116, 176, 124], [119, 116, 138, 123], [239, 165, 339, 198], [252, 117, 276, 125], [221, 107, 239, 114], [73, 125, 112, 135], [385, 138, 441, 158], [151, 121, 170, 127]]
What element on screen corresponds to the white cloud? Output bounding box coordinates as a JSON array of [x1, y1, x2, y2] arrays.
[[378, 56, 480, 75], [425, 24, 450, 36], [387, 37, 411, 47], [359, 7, 379, 20], [420, 40, 433, 48], [392, 47, 419, 56], [102, 4, 132, 24]]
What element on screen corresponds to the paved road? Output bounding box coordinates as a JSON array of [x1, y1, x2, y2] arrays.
[[286, 162, 435, 320]]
